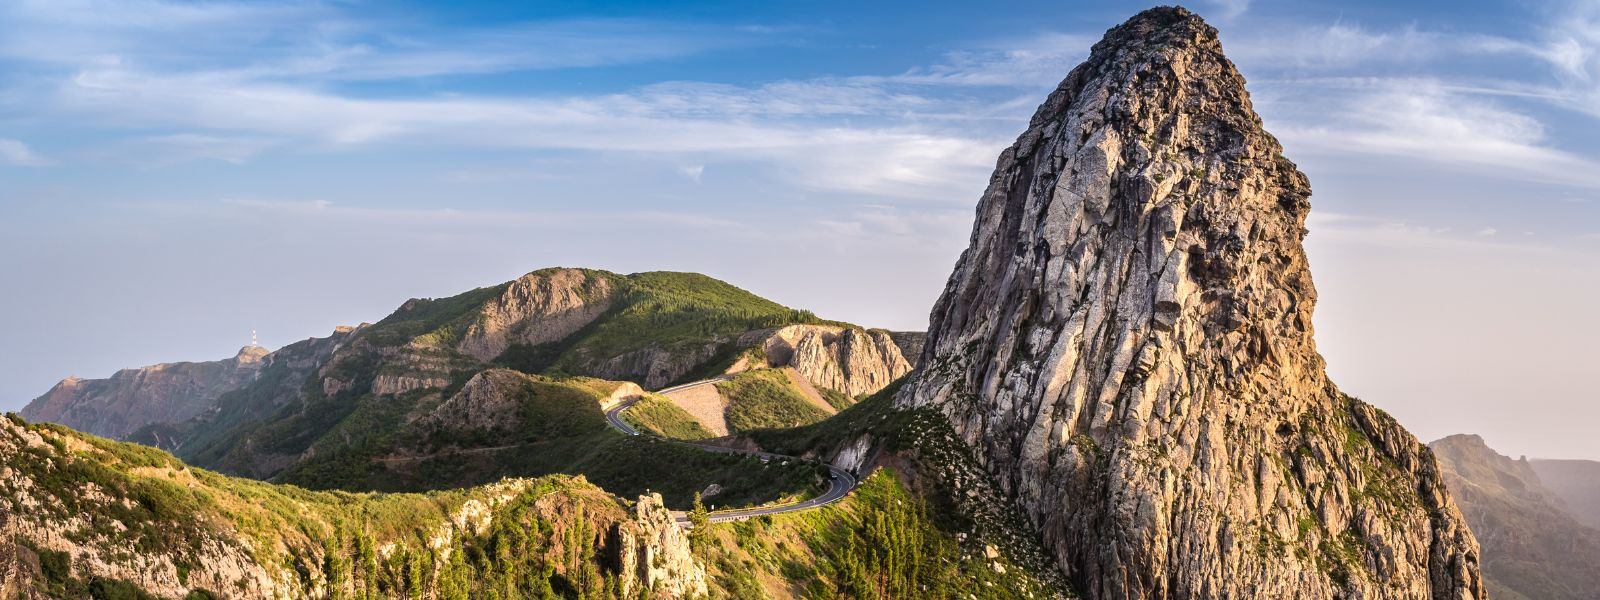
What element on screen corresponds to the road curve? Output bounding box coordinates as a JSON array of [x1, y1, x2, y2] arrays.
[[604, 380, 858, 525]]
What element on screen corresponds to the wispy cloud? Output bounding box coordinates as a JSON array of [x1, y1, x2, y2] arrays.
[[0, 138, 47, 166], [1270, 79, 1600, 190], [880, 32, 1092, 88], [0, 2, 755, 79], [218, 197, 747, 230], [1203, 0, 1251, 20], [39, 54, 1006, 200]]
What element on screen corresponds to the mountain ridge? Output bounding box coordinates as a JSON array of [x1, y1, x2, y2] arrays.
[[1430, 434, 1600, 600]]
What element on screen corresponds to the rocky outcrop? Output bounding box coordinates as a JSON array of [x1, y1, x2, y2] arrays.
[[887, 330, 927, 360], [1432, 434, 1600, 600], [596, 380, 645, 411], [615, 493, 707, 598], [20, 346, 268, 440], [897, 7, 1482, 599], [762, 325, 913, 397], [426, 369, 532, 433], [370, 372, 450, 396], [457, 268, 617, 361], [591, 340, 730, 389], [0, 416, 290, 598]]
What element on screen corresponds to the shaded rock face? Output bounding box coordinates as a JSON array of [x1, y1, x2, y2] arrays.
[[591, 340, 729, 389], [762, 325, 914, 397], [20, 345, 269, 440], [457, 268, 617, 361], [614, 493, 707, 598], [426, 369, 532, 433], [897, 7, 1482, 599], [1432, 434, 1600, 600]]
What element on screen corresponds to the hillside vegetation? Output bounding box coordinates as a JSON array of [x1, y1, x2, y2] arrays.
[[275, 370, 824, 508], [0, 413, 685, 599], [621, 394, 715, 440], [699, 470, 1057, 599], [121, 269, 838, 501], [716, 369, 832, 433]]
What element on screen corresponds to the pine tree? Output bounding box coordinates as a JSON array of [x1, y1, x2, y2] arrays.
[[688, 492, 710, 550], [324, 521, 350, 600], [437, 540, 470, 600]]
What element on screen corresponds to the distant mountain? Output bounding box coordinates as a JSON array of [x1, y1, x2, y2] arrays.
[[19, 344, 271, 440], [1529, 457, 1600, 530], [1431, 434, 1600, 600], [12, 268, 914, 506]]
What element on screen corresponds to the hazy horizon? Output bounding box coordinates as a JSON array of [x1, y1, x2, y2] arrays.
[[3, 0, 1597, 461]]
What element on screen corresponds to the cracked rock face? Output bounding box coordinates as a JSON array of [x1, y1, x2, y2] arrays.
[[763, 325, 914, 397], [898, 7, 1483, 599], [457, 268, 616, 362], [615, 493, 707, 598]]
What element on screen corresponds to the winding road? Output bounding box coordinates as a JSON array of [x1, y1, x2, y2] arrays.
[[604, 379, 858, 525]]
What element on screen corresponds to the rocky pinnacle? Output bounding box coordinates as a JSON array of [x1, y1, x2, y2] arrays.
[[898, 7, 1484, 599]]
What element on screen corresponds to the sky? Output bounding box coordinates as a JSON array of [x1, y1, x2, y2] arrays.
[[1, 0, 1596, 460]]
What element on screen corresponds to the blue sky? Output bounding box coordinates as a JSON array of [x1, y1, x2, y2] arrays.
[[1, 0, 1597, 459]]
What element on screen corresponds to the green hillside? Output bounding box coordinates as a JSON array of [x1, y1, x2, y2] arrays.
[[154, 269, 834, 487], [621, 393, 715, 440], [1, 413, 655, 599], [716, 369, 833, 433], [273, 370, 824, 508]]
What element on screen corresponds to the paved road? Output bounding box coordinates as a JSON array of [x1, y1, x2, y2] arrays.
[[604, 381, 858, 525]]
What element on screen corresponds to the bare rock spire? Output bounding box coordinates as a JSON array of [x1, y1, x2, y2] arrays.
[[899, 7, 1484, 599]]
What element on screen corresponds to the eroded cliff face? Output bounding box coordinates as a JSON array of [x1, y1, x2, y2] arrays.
[[897, 7, 1483, 599], [458, 268, 617, 361], [20, 346, 269, 440], [615, 493, 707, 598], [762, 325, 914, 398]]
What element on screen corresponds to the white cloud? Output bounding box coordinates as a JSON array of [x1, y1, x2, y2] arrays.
[[102, 134, 276, 166], [43, 60, 1004, 200], [0, 138, 47, 166], [1203, 0, 1251, 20], [1271, 80, 1600, 190], [0, 2, 753, 80], [879, 32, 1092, 88], [218, 198, 749, 231]]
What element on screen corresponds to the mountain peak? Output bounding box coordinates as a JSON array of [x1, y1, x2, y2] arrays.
[[235, 345, 269, 362], [898, 7, 1481, 598]]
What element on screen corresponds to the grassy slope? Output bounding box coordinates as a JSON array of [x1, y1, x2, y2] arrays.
[[699, 470, 1059, 599], [2, 413, 638, 599], [817, 387, 856, 411], [622, 393, 715, 440], [176, 270, 821, 482], [746, 377, 911, 456], [502, 271, 832, 382], [740, 377, 1075, 598], [717, 369, 832, 433], [276, 372, 824, 509]]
